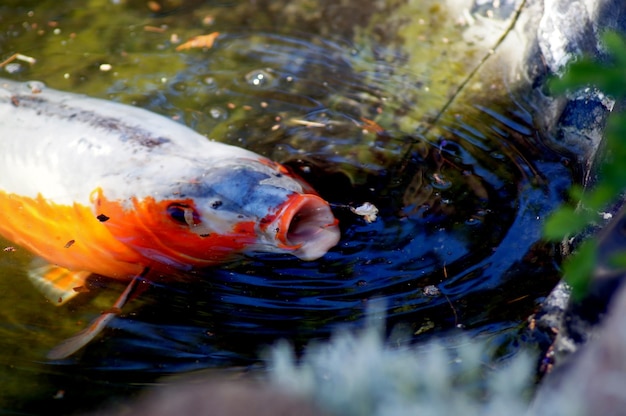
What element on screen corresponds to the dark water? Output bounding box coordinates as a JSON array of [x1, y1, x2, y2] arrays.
[[0, 1, 574, 413]]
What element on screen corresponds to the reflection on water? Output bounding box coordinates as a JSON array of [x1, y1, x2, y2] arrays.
[[0, 1, 574, 413]]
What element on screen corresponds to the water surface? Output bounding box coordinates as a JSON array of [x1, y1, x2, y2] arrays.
[[0, 1, 574, 413]]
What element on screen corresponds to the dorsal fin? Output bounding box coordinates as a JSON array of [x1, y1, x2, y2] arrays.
[[27, 259, 91, 305]]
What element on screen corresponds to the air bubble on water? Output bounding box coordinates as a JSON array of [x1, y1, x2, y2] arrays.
[[465, 217, 483, 226], [245, 69, 275, 88], [490, 151, 505, 160], [209, 108, 226, 120], [204, 77, 217, 89]]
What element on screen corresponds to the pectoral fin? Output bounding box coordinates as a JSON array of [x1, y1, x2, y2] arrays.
[[47, 274, 142, 360], [46, 307, 118, 360], [27, 260, 91, 305]]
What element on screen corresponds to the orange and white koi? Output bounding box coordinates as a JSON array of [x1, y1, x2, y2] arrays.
[[0, 79, 340, 358]]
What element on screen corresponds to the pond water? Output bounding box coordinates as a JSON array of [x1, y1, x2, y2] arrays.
[[1, 1, 575, 413]]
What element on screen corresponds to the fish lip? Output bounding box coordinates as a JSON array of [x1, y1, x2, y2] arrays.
[[272, 194, 340, 261]]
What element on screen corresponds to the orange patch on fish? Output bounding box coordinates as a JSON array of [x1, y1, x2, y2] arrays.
[[0, 190, 145, 281], [91, 187, 259, 268], [0, 186, 269, 305]]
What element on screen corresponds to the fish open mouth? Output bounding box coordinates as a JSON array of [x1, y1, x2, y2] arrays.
[[274, 194, 340, 261]]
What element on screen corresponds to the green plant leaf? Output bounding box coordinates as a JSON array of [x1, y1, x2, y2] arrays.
[[602, 31, 626, 67], [543, 31, 626, 300], [543, 206, 591, 241], [583, 184, 617, 212], [549, 32, 626, 98], [608, 250, 626, 269], [563, 239, 597, 301], [548, 60, 599, 94]]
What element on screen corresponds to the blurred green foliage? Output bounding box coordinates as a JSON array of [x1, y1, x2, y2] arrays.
[[544, 31, 626, 300]]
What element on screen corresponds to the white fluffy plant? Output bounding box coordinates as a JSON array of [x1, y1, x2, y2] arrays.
[[268, 310, 536, 416]]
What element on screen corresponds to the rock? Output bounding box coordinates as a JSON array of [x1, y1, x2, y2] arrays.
[[90, 377, 327, 416], [531, 280, 626, 415], [537, 202, 626, 364]]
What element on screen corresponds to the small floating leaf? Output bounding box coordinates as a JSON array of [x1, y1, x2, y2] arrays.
[[175, 32, 220, 51], [350, 202, 379, 223]]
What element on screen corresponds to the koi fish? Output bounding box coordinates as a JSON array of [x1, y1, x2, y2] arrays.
[[0, 79, 340, 358]]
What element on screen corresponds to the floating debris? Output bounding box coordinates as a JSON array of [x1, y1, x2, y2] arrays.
[[289, 119, 327, 128], [0, 53, 37, 69], [144, 25, 168, 33], [423, 284, 441, 297], [350, 202, 379, 223], [175, 32, 220, 51], [147, 1, 161, 12], [359, 117, 386, 134]]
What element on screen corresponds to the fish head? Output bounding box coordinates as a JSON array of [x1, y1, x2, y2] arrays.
[[93, 158, 340, 269]]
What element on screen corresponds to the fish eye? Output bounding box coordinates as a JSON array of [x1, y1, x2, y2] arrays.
[[167, 203, 198, 226]]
